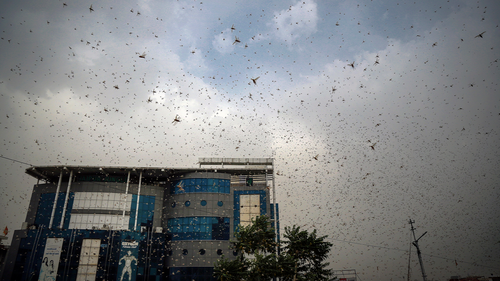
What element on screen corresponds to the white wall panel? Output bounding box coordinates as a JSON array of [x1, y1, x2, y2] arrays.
[[76, 239, 100, 281], [240, 194, 260, 227], [70, 192, 135, 230]]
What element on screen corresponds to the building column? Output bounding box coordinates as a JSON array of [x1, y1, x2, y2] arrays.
[[48, 170, 63, 229], [122, 170, 131, 229], [59, 170, 73, 229], [271, 159, 278, 253], [134, 170, 143, 231]]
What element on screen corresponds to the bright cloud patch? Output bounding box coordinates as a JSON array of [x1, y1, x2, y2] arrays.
[[212, 28, 235, 54], [271, 0, 318, 43]]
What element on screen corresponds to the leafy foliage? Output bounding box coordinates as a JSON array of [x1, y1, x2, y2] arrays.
[[283, 225, 334, 281], [232, 214, 278, 255], [214, 215, 335, 281], [213, 255, 249, 281]]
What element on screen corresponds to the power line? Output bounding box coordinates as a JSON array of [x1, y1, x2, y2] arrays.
[[0, 155, 32, 166], [328, 237, 408, 252], [326, 237, 499, 270]]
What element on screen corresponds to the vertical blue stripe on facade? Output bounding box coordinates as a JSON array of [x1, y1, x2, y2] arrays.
[[129, 195, 155, 231], [270, 203, 280, 244], [35, 192, 74, 229]]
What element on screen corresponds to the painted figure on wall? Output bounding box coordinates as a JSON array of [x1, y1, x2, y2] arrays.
[[119, 250, 137, 281]]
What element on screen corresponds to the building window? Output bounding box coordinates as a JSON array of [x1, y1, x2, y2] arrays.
[[217, 201, 223, 207], [185, 201, 191, 207], [69, 192, 133, 230], [217, 249, 223, 255], [129, 195, 155, 231], [246, 177, 253, 186], [76, 239, 101, 281], [169, 267, 214, 281], [233, 190, 267, 233], [199, 249, 206, 255], [36, 192, 74, 229], [240, 194, 260, 227], [167, 217, 230, 241], [182, 249, 188, 255], [200, 200, 207, 206], [172, 179, 230, 194]]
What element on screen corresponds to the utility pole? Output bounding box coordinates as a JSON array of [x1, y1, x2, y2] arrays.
[[407, 237, 412, 281], [409, 219, 428, 281]]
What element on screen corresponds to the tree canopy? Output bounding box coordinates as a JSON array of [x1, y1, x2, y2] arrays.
[[214, 215, 335, 281]]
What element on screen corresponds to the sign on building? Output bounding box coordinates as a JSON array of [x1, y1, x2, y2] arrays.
[[39, 238, 64, 281], [117, 235, 139, 281]]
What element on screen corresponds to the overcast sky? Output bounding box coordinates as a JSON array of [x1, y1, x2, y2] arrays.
[[1, 0, 499, 280]]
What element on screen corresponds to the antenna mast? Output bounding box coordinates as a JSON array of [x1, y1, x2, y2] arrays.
[[409, 219, 428, 281]]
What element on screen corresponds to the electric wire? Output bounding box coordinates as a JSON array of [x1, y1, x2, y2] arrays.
[[326, 237, 499, 270], [0, 155, 32, 166]]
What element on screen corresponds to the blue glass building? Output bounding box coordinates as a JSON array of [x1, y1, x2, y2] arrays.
[[0, 158, 279, 281]]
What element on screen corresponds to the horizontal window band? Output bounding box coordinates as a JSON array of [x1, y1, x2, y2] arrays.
[[71, 209, 130, 216]]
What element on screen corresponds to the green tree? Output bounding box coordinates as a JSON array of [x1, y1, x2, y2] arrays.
[[213, 256, 249, 281], [282, 225, 334, 281], [232, 214, 277, 255], [213, 216, 335, 281]]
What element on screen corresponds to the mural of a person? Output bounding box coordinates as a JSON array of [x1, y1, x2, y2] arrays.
[[119, 250, 137, 281], [38, 257, 56, 281], [48, 260, 54, 275]]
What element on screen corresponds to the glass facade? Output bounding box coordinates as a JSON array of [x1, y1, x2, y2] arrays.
[[35, 192, 74, 229], [167, 217, 230, 241], [171, 178, 230, 194], [32, 192, 156, 231], [57, 193, 155, 231], [11, 229, 166, 281], [129, 195, 155, 231], [69, 214, 130, 231], [5, 165, 276, 281], [70, 192, 132, 230], [72, 192, 130, 211], [168, 267, 214, 281]]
